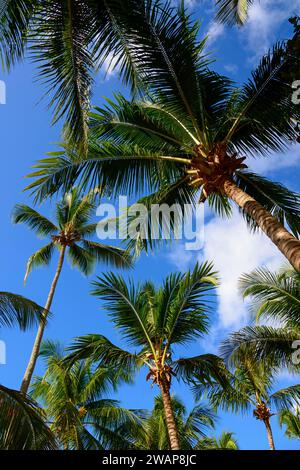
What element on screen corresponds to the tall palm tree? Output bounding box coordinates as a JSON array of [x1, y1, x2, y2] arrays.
[[12, 188, 132, 394], [64, 262, 229, 450], [135, 394, 215, 450], [26, 7, 300, 269], [221, 267, 300, 371], [0, 293, 56, 449], [195, 431, 239, 450], [0, 0, 186, 147], [206, 348, 300, 450], [31, 340, 145, 450]]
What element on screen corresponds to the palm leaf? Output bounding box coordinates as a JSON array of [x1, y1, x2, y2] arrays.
[[0, 292, 46, 330], [12, 204, 58, 236], [0, 384, 57, 449]]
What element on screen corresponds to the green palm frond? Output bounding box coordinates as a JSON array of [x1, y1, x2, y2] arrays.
[[0, 384, 57, 450], [65, 334, 141, 373], [0, 0, 36, 70], [68, 243, 95, 275], [83, 240, 133, 269], [0, 292, 46, 330], [215, 0, 253, 26], [279, 409, 300, 440], [221, 325, 300, 371], [24, 242, 55, 283], [240, 267, 300, 327], [91, 273, 154, 349], [225, 43, 300, 156], [12, 204, 58, 236], [30, 0, 94, 149], [195, 431, 239, 450], [175, 354, 230, 390], [271, 385, 300, 412], [31, 340, 144, 450], [163, 262, 217, 346]]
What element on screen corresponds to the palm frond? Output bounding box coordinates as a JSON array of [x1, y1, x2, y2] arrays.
[[24, 242, 55, 283], [0, 292, 46, 330], [82, 240, 133, 269], [68, 243, 95, 276], [215, 0, 253, 26], [240, 267, 300, 327], [0, 384, 57, 449], [12, 204, 58, 236]]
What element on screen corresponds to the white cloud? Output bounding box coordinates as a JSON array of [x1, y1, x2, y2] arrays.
[[206, 21, 225, 46], [248, 146, 300, 175], [224, 64, 238, 75], [202, 210, 283, 328], [241, 0, 300, 61]]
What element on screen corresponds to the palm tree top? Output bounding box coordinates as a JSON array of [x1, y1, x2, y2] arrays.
[[24, 10, 300, 248], [12, 188, 132, 282], [31, 340, 145, 450]]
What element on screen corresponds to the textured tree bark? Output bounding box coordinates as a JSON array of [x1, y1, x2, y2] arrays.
[[264, 418, 275, 450], [20, 246, 66, 395], [223, 179, 300, 271], [159, 380, 180, 450]]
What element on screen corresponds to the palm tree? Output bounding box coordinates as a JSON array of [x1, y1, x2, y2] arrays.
[[0, 293, 56, 449], [13, 188, 132, 394], [26, 8, 300, 270], [64, 262, 229, 450], [214, 0, 254, 25], [205, 348, 300, 450], [31, 340, 144, 450], [195, 431, 239, 450], [135, 394, 215, 450], [0, 0, 187, 147], [221, 267, 300, 371]]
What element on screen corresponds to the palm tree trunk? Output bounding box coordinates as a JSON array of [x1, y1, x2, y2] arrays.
[[223, 179, 300, 271], [264, 418, 275, 450], [20, 246, 66, 394], [159, 379, 180, 450]]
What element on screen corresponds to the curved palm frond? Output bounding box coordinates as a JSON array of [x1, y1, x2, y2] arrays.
[[215, 0, 253, 26], [0, 292, 46, 330], [0, 384, 57, 450], [12, 204, 58, 236], [83, 240, 133, 269], [221, 325, 300, 372], [24, 242, 55, 283], [240, 267, 300, 327]]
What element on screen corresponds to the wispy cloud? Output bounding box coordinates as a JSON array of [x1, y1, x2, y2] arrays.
[[240, 0, 300, 61], [206, 21, 225, 46]]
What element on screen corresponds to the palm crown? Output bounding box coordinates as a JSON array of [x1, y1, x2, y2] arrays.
[[13, 187, 132, 282], [64, 262, 229, 449], [31, 341, 144, 450], [202, 349, 300, 449], [26, 7, 300, 269]]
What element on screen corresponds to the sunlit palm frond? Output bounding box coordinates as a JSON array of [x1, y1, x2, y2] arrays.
[[215, 0, 253, 26]]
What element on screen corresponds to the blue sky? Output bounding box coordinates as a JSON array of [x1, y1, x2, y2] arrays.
[[0, 0, 300, 450]]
